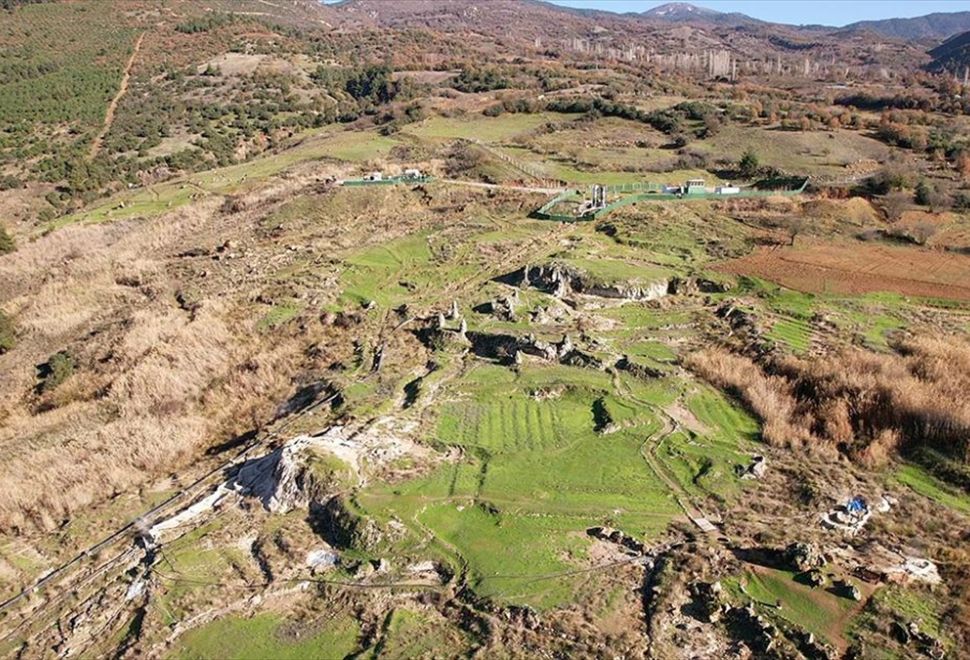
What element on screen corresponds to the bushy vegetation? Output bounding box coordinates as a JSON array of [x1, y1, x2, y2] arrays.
[[0, 310, 14, 353], [688, 335, 970, 477], [453, 66, 510, 93], [0, 224, 14, 254], [738, 148, 759, 178], [544, 96, 723, 141], [37, 350, 75, 393], [174, 13, 235, 34]]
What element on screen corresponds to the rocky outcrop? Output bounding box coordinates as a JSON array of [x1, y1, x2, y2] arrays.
[[473, 290, 519, 321], [783, 542, 825, 573], [309, 497, 384, 551], [229, 428, 356, 515], [738, 455, 767, 480], [615, 356, 665, 379], [499, 263, 671, 302], [587, 526, 647, 555], [465, 331, 602, 369]]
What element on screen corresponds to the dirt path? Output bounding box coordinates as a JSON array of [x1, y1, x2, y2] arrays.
[[88, 32, 145, 161], [439, 178, 567, 195]]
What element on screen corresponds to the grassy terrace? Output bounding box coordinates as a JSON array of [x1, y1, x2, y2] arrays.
[[402, 113, 561, 142], [354, 362, 754, 610], [174, 613, 360, 660]]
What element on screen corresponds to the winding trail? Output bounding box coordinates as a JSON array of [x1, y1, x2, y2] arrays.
[[88, 32, 145, 161]]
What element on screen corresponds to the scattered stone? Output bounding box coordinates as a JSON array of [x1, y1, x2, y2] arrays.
[[784, 542, 825, 572], [739, 455, 767, 480], [615, 355, 665, 380], [689, 580, 724, 623], [804, 569, 826, 588]]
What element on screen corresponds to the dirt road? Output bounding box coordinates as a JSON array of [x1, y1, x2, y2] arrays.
[[88, 32, 145, 161], [439, 178, 568, 195]]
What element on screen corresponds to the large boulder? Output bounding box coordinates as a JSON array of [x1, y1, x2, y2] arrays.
[[784, 542, 825, 572]]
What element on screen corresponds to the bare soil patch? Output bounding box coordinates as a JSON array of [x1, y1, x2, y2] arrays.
[[717, 241, 970, 302]]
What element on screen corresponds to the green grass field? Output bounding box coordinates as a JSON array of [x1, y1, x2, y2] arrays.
[[726, 567, 860, 647], [366, 608, 470, 659], [895, 464, 970, 515], [403, 113, 561, 142], [352, 362, 757, 610], [173, 613, 360, 660], [355, 363, 685, 609]]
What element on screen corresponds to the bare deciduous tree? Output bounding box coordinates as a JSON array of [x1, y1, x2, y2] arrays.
[[912, 222, 938, 246], [882, 191, 909, 221]]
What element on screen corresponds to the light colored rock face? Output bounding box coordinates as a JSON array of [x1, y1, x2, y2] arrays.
[[231, 431, 344, 514], [519, 264, 669, 302], [306, 547, 339, 571], [582, 279, 670, 301]]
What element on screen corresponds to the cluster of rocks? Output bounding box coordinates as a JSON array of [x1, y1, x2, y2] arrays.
[[473, 290, 519, 322], [615, 355, 665, 380], [784, 542, 826, 573], [891, 620, 945, 658], [689, 580, 727, 623], [420, 302, 470, 349], [586, 526, 647, 555], [504, 263, 670, 302], [462, 328, 602, 369], [723, 603, 836, 659], [725, 604, 784, 656], [833, 578, 862, 601], [526, 333, 602, 368], [668, 276, 732, 295], [716, 302, 764, 337], [737, 455, 767, 480]]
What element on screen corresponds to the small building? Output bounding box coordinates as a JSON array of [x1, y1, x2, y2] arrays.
[[364, 171, 383, 182], [403, 168, 423, 180], [685, 179, 707, 195], [715, 185, 741, 195]]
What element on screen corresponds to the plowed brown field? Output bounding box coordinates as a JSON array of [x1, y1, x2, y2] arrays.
[[717, 242, 970, 302]]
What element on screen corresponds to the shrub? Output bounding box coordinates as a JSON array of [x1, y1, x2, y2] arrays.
[[0, 224, 13, 254], [915, 179, 932, 205], [882, 191, 910, 221], [453, 67, 510, 93], [37, 350, 75, 393], [0, 311, 14, 353], [738, 149, 759, 178]]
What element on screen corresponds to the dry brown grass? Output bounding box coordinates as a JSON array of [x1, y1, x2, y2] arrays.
[[0, 163, 466, 534], [687, 334, 970, 468], [686, 349, 819, 451], [0, 173, 339, 532]]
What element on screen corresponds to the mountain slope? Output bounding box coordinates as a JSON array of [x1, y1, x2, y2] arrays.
[[641, 2, 762, 27], [927, 29, 970, 74], [842, 11, 970, 41], [333, 0, 621, 32]]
